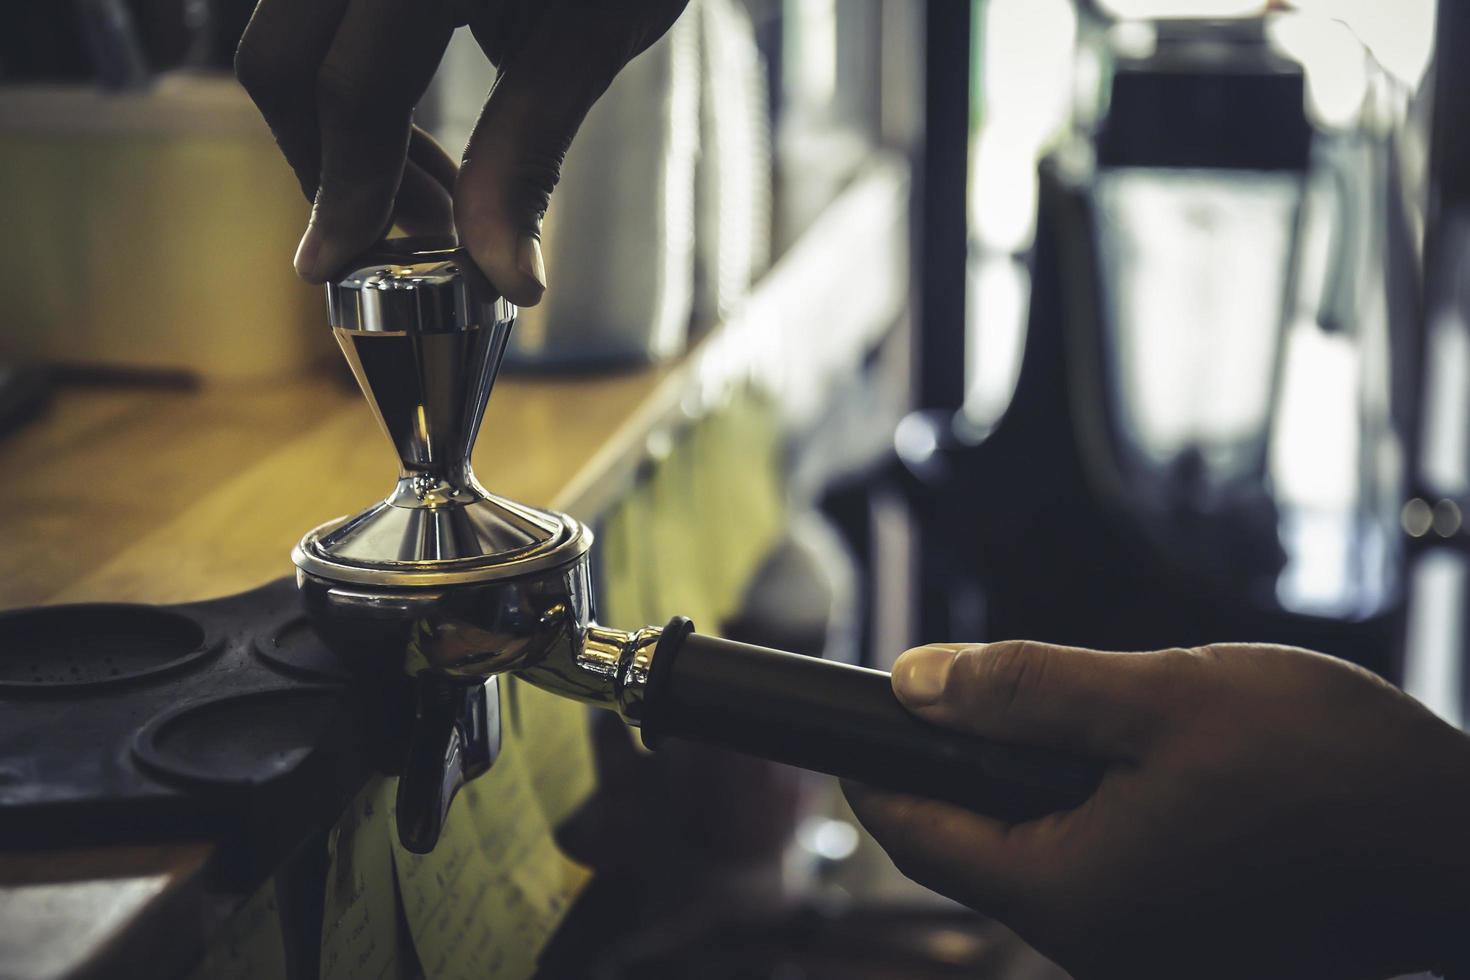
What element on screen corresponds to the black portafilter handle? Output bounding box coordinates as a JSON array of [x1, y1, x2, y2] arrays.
[[640, 618, 1103, 821]]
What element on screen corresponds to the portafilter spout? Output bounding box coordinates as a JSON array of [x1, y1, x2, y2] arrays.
[[294, 240, 1101, 853]]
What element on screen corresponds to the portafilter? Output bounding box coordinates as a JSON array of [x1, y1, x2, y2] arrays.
[[293, 240, 1101, 853]]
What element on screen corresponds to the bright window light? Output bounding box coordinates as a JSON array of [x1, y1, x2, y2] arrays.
[[969, 122, 1040, 252], [1401, 553, 1467, 727], [1267, 13, 1370, 129], [982, 0, 1078, 137], [1096, 0, 1266, 19], [963, 255, 1030, 429], [1270, 318, 1361, 512], [1108, 20, 1159, 60], [1288, 0, 1436, 91], [1093, 168, 1299, 465], [785, 0, 837, 110], [969, 0, 1076, 252]]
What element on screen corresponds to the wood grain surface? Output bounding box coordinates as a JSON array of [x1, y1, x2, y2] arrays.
[[0, 365, 672, 609]]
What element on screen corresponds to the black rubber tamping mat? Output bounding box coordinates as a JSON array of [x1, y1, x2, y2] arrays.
[[0, 577, 384, 881]]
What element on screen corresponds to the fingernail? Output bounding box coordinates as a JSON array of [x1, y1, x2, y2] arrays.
[[893, 645, 961, 707], [294, 223, 325, 282], [516, 234, 546, 293]]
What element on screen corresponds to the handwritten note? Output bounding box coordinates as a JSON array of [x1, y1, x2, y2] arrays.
[[598, 478, 661, 753], [186, 875, 288, 980], [628, 389, 785, 635], [389, 685, 592, 980], [599, 474, 655, 630], [716, 391, 785, 614], [590, 389, 785, 758], [320, 775, 405, 980], [648, 430, 719, 632], [509, 676, 598, 828]]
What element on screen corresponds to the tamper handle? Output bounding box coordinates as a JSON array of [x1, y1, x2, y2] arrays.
[[640, 619, 1102, 822], [396, 674, 501, 853]]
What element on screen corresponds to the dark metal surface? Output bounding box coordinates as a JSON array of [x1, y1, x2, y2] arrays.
[[912, 0, 973, 656], [913, 0, 970, 414]]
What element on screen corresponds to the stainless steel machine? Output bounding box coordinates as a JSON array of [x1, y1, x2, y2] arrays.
[[291, 238, 1101, 851]]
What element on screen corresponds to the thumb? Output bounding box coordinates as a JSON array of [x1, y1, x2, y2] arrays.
[[454, 19, 626, 306], [892, 641, 1179, 759]]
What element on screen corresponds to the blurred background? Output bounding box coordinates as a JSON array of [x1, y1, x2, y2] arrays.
[[0, 0, 1464, 977]]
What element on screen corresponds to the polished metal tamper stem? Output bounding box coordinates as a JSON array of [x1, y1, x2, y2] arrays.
[[305, 241, 561, 571], [295, 239, 1101, 854]]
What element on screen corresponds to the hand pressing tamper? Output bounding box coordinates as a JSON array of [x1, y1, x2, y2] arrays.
[[293, 239, 1101, 852]]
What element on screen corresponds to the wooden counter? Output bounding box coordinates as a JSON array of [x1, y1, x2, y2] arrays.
[[0, 362, 674, 610], [0, 156, 909, 979]]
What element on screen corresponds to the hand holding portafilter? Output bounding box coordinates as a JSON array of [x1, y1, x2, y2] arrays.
[[293, 240, 1102, 852]]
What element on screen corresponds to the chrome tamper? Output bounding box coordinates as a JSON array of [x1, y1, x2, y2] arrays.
[[294, 239, 1101, 853]]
